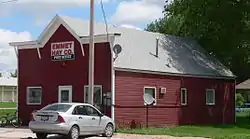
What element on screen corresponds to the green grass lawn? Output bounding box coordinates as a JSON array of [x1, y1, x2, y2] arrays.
[[0, 102, 17, 108], [0, 109, 16, 117], [117, 111, 250, 139], [0, 102, 17, 117]]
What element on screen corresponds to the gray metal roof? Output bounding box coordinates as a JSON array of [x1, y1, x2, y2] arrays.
[[59, 15, 235, 78]]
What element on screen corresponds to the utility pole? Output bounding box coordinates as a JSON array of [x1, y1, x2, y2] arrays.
[[88, 0, 95, 105]]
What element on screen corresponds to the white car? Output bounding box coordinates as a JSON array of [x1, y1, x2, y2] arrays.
[[29, 103, 115, 139]]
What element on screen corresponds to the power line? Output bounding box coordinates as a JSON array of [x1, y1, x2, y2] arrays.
[[100, 0, 110, 44], [0, 0, 18, 4]]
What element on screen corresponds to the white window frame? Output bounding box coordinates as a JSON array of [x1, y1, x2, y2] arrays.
[[58, 85, 72, 103], [84, 85, 103, 105], [206, 89, 215, 105], [26, 86, 42, 105], [143, 86, 157, 105], [180, 88, 187, 106]]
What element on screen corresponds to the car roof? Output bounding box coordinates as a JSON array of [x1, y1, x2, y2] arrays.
[[49, 102, 93, 107]]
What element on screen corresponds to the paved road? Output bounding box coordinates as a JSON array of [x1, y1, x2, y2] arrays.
[[0, 128, 209, 139]]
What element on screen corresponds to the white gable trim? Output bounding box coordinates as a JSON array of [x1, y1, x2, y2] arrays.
[[10, 34, 117, 50], [114, 67, 236, 80], [13, 44, 43, 50], [80, 34, 116, 44], [9, 15, 85, 56], [37, 15, 59, 46], [9, 41, 38, 46]]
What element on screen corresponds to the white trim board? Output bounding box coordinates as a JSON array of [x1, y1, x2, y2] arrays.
[[114, 67, 236, 80], [9, 15, 85, 57], [9, 34, 116, 50], [58, 85, 72, 103]]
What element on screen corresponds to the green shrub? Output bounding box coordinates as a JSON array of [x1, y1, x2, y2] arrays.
[[236, 93, 245, 107]]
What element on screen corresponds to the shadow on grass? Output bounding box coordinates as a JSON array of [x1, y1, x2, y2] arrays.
[[181, 112, 250, 130], [209, 113, 250, 129]]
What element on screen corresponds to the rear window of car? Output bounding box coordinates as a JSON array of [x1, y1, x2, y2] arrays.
[[41, 104, 72, 112]]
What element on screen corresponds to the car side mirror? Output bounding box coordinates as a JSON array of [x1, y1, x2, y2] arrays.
[[99, 112, 104, 117]]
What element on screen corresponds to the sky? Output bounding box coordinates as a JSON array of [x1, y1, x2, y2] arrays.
[[0, 0, 165, 74]]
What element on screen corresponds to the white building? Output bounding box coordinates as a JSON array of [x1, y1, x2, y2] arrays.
[[0, 77, 17, 102]]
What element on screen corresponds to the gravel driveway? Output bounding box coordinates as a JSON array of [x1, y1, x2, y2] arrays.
[[0, 128, 209, 139]]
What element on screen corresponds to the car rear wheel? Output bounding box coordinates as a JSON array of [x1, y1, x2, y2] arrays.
[[103, 123, 114, 137], [68, 125, 79, 139], [36, 133, 47, 139]]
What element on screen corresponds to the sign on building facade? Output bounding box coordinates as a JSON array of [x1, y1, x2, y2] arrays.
[[51, 41, 75, 61]]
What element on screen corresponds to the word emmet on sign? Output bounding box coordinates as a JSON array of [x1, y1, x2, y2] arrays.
[[51, 41, 75, 61]]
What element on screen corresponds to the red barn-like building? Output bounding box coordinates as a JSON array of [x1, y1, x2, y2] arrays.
[[9, 15, 236, 126]]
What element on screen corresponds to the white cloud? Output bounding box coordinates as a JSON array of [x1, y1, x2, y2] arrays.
[[0, 0, 113, 26], [110, 0, 165, 25], [0, 28, 32, 72], [0, 0, 112, 17], [119, 24, 142, 30]]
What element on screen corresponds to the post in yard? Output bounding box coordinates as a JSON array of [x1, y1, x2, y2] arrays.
[[88, 0, 95, 105]]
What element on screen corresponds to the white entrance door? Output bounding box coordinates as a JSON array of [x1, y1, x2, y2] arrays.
[[58, 85, 72, 103], [84, 85, 102, 109]]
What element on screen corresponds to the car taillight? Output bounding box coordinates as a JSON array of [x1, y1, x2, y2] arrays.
[[57, 115, 65, 123]]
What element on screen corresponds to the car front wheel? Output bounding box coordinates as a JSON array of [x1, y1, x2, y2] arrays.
[[103, 123, 114, 137]]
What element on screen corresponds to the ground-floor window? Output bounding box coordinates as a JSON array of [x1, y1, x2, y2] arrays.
[[181, 88, 187, 105], [58, 85, 72, 103], [84, 85, 102, 108], [206, 89, 215, 105], [27, 86, 42, 105], [143, 87, 156, 105]]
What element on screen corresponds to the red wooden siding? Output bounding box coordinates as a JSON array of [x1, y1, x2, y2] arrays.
[[115, 71, 235, 127], [18, 24, 112, 125]]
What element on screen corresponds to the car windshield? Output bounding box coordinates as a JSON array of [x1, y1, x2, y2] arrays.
[[41, 104, 72, 112]]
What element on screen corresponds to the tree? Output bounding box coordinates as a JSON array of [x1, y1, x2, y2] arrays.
[[236, 93, 245, 108], [0, 72, 2, 77], [10, 69, 17, 78], [145, 0, 250, 83]]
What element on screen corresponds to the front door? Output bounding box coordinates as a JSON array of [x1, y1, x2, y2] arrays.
[[84, 85, 102, 110], [58, 85, 72, 103]]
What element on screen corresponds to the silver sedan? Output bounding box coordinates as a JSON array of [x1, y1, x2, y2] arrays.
[[29, 103, 115, 139]]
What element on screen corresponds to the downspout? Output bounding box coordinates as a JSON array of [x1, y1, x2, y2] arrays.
[[234, 79, 236, 123], [14, 46, 19, 116], [111, 61, 115, 122]]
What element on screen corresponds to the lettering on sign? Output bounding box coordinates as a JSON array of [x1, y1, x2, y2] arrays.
[[51, 41, 75, 61]]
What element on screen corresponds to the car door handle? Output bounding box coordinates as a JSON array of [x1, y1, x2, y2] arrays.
[[79, 117, 83, 119], [92, 117, 95, 120]]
